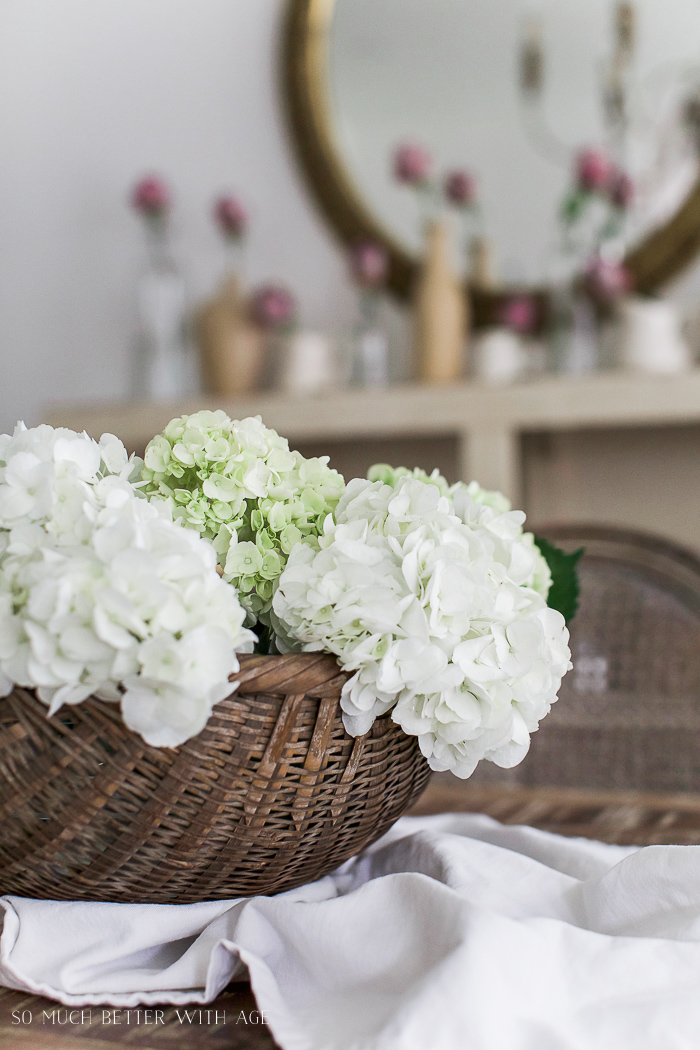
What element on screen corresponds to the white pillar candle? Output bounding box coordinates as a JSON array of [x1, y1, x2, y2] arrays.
[[278, 331, 336, 394], [471, 328, 525, 385]]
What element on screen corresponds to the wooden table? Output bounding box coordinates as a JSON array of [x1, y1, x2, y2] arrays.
[[0, 985, 279, 1050], [4, 777, 700, 1048], [409, 777, 700, 845]]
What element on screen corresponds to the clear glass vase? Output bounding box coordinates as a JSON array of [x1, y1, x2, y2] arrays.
[[132, 219, 196, 401], [547, 284, 598, 375], [349, 289, 389, 387], [545, 247, 599, 376]]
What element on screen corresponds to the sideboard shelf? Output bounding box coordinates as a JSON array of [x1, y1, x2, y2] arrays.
[[45, 370, 700, 506]]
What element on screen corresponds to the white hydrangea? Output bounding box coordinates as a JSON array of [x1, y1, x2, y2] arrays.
[[273, 475, 571, 778], [368, 464, 552, 600], [0, 423, 254, 747]]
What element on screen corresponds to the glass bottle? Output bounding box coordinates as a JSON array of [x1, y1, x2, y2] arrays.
[[133, 217, 195, 401], [546, 249, 598, 376], [350, 287, 389, 387]]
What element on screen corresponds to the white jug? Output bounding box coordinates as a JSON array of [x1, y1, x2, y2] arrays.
[[617, 296, 691, 374]]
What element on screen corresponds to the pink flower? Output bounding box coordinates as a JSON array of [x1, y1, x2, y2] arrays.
[[251, 284, 297, 329], [576, 148, 613, 193], [584, 255, 633, 303], [393, 143, 432, 185], [131, 175, 171, 216], [349, 241, 388, 286], [444, 170, 476, 207], [500, 295, 538, 334], [214, 195, 247, 238], [609, 169, 634, 210]]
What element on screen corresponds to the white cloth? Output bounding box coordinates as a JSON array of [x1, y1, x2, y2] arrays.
[[2, 813, 700, 1049]]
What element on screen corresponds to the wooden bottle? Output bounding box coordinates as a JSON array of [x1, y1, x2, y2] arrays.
[[195, 275, 265, 396], [469, 235, 497, 290], [413, 220, 468, 383]]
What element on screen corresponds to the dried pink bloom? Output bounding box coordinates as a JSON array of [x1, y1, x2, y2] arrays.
[[349, 241, 388, 287], [393, 143, 432, 185], [131, 175, 171, 216], [609, 169, 634, 210], [214, 195, 247, 238], [444, 170, 477, 207], [251, 284, 297, 329], [500, 295, 538, 334], [584, 255, 633, 303], [576, 148, 613, 193]]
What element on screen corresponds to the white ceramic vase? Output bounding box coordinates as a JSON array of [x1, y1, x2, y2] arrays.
[[616, 296, 691, 374]]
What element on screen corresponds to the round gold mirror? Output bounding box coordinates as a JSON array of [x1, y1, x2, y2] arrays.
[[282, 0, 700, 323]]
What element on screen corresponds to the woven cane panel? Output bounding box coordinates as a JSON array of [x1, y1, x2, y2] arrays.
[[488, 527, 700, 792], [0, 654, 430, 903]]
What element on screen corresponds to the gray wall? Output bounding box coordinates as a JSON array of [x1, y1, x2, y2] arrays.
[[2, 0, 700, 439], [0, 0, 355, 433]]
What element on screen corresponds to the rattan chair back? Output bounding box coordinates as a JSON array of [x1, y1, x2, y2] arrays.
[[473, 526, 700, 792]]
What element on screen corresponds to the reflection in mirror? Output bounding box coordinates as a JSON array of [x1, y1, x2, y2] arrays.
[[327, 0, 700, 285]]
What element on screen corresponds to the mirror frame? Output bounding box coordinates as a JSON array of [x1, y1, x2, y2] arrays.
[[281, 0, 700, 319]]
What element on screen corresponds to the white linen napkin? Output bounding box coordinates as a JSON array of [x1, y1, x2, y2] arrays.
[[3, 813, 700, 1050]]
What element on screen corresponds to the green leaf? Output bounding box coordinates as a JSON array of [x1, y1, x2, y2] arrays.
[[533, 536, 583, 624], [253, 621, 273, 655], [560, 190, 589, 224]]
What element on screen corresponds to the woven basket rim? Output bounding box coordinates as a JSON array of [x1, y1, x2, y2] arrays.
[[0, 652, 354, 755], [229, 651, 349, 697]]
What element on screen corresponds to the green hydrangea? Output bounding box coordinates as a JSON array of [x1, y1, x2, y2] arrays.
[[141, 411, 345, 622], [368, 464, 513, 515], [367, 463, 451, 494]]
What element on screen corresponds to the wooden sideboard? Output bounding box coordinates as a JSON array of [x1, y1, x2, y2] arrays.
[[45, 370, 700, 553]]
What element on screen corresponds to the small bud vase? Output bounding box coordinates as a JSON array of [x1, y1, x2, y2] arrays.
[[196, 275, 265, 396], [413, 220, 468, 383], [350, 288, 389, 387], [548, 284, 598, 375], [133, 218, 195, 400]]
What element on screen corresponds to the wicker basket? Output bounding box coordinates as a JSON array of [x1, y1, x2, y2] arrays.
[[0, 653, 430, 903]]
